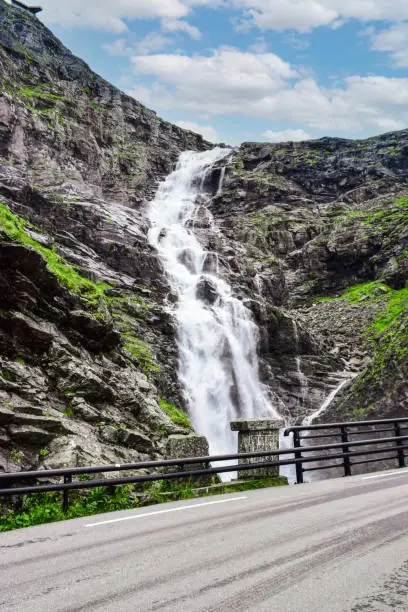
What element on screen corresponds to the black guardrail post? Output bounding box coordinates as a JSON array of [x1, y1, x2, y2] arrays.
[[394, 422, 406, 468], [63, 474, 72, 513], [293, 430, 304, 484], [340, 426, 351, 477]]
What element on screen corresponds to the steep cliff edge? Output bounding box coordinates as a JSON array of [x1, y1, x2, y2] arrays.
[[209, 137, 408, 422], [0, 0, 209, 473]]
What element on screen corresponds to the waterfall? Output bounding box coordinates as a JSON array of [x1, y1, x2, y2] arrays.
[[295, 358, 308, 405], [148, 148, 279, 457], [302, 378, 351, 426], [300, 376, 355, 482], [216, 166, 227, 197], [279, 430, 297, 485], [292, 321, 308, 406]]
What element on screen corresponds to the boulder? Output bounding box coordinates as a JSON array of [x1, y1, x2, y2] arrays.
[[196, 277, 218, 305]]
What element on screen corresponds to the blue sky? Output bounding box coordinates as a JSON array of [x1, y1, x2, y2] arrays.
[[32, 0, 408, 144]]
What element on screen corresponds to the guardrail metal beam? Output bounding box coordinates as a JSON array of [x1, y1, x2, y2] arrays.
[[1, 417, 408, 510]]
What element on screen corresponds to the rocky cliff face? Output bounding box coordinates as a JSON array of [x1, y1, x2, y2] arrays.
[[1, 0, 407, 475], [207, 136, 408, 423], [0, 0, 210, 473]]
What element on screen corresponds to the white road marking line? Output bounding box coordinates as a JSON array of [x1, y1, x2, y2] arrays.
[[85, 496, 248, 527], [362, 468, 408, 480]]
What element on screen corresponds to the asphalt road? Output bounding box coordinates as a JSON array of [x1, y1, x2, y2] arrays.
[[1, 469, 408, 612]]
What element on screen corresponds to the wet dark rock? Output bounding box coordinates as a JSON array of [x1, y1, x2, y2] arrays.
[[178, 248, 196, 273], [202, 252, 218, 274], [69, 397, 100, 423], [67, 310, 120, 352], [1, 311, 56, 353], [7, 425, 57, 445], [196, 277, 218, 304], [119, 428, 151, 451]]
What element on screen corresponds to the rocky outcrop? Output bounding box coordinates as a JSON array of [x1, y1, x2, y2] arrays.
[[206, 136, 408, 423], [0, 0, 209, 473]]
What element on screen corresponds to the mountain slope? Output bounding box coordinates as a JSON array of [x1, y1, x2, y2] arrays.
[[1, 0, 408, 477], [0, 0, 209, 473], [208, 137, 408, 422]]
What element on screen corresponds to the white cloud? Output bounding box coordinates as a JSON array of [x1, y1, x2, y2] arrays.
[[263, 128, 312, 141], [127, 82, 169, 108], [340, 75, 408, 108], [38, 0, 225, 33], [131, 48, 296, 107], [334, 0, 408, 22], [129, 47, 408, 135], [131, 48, 298, 115], [103, 23, 200, 59], [184, 0, 226, 6], [103, 39, 132, 56], [231, 0, 408, 33], [251, 77, 408, 132], [40, 0, 189, 33], [371, 23, 408, 67], [368, 116, 406, 131], [134, 33, 173, 55], [241, 1, 337, 33], [175, 120, 219, 141], [38, 0, 408, 35], [103, 33, 172, 57], [161, 18, 202, 39]]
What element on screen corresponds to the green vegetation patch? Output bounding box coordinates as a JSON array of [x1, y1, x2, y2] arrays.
[[158, 398, 194, 430], [316, 280, 408, 337], [107, 292, 158, 377], [16, 84, 67, 104], [107, 293, 150, 321], [354, 310, 408, 393], [3, 84, 70, 123], [147, 479, 196, 502], [15, 41, 32, 62], [82, 87, 106, 111], [146, 476, 286, 503], [0, 487, 139, 532], [9, 449, 21, 463], [340, 281, 408, 335], [0, 202, 108, 305], [318, 280, 408, 393], [123, 336, 160, 376], [338, 196, 408, 243], [1, 369, 14, 381], [367, 196, 408, 232], [195, 476, 288, 496], [245, 210, 286, 244], [0, 474, 287, 532], [348, 406, 370, 421]]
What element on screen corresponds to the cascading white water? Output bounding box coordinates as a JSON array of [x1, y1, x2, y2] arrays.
[[302, 377, 352, 426], [148, 148, 279, 456], [216, 166, 227, 197], [300, 375, 355, 482], [292, 321, 308, 407]]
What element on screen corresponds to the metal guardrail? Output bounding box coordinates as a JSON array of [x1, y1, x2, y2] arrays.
[[284, 416, 408, 484], [0, 418, 407, 510]]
